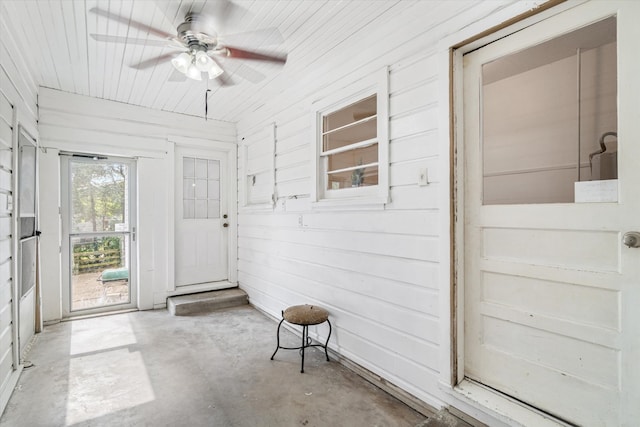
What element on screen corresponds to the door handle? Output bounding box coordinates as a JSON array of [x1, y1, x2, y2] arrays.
[[623, 231, 640, 248]]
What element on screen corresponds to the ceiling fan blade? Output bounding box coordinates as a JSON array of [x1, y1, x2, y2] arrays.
[[221, 47, 287, 64], [130, 52, 177, 70], [90, 34, 179, 48], [219, 28, 284, 48], [90, 7, 174, 40], [220, 62, 265, 84]]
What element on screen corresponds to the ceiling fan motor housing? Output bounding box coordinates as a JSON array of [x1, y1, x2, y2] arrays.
[[177, 14, 218, 50]]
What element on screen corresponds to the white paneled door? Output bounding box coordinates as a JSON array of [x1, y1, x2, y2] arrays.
[[462, 2, 640, 426], [175, 147, 228, 287]]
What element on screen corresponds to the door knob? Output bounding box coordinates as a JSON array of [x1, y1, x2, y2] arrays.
[[223, 223, 229, 228], [623, 231, 640, 248]]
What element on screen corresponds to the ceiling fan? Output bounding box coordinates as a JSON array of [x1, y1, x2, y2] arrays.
[[89, 2, 287, 85]]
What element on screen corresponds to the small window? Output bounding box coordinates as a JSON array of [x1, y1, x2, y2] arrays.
[[312, 68, 389, 206], [183, 156, 220, 219]]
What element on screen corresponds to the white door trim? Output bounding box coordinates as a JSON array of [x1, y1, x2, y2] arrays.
[[166, 136, 237, 293]]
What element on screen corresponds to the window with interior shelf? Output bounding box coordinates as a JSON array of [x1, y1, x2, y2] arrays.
[[312, 68, 389, 205]]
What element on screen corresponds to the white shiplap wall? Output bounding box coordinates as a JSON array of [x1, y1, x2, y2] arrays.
[[236, 0, 527, 415], [37, 87, 236, 321], [0, 6, 39, 414]]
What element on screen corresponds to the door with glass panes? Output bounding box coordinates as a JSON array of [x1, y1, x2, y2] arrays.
[[462, 2, 640, 425], [61, 155, 136, 315], [174, 146, 228, 287]]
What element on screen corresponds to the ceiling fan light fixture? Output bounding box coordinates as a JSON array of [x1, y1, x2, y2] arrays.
[[207, 62, 224, 79], [171, 52, 191, 74], [195, 50, 212, 71], [186, 63, 202, 80]]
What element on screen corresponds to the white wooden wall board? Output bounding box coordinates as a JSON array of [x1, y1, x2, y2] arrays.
[[237, 238, 439, 289], [273, 113, 308, 145], [390, 157, 440, 187], [328, 326, 441, 394], [239, 210, 439, 237], [389, 106, 438, 141], [238, 225, 438, 262], [275, 146, 307, 169], [38, 88, 237, 139], [276, 132, 309, 157], [0, 218, 9, 238], [390, 79, 438, 118], [389, 53, 438, 92], [275, 164, 308, 184], [0, 36, 38, 120], [238, 263, 440, 357], [389, 130, 440, 164], [0, 171, 10, 192], [37, 126, 164, 156], [0, 126, 11, 152], [238, 249, 439, 317], [387, 185, 440, 210], [275, 178, 308, 198]]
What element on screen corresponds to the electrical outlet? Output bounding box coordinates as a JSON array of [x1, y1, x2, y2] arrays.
[[418, 168, 429, 186]]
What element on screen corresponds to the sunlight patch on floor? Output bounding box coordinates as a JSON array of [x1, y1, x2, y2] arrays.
[[65, 348, 155, 425]]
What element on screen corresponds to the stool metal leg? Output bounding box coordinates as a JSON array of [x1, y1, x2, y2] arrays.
[[324, 319, 332, 362], [270, 317, 285, 360], [300, 325, 308, 373]]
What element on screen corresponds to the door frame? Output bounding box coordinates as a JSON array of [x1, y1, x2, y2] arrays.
[[445, 1, 619, 426], [166, 136, 237, 295], [59, 153, 138, 317]]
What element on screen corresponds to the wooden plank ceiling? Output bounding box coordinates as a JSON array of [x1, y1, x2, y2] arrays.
[[0, 0, 419, 122]]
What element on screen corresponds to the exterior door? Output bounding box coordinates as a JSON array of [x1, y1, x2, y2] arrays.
[[175, 146, 228, 287], [462, 2, 640, 426], [61, 155, 137, 316]]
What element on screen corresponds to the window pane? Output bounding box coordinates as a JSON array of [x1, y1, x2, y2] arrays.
[[324, 95, 376, 132], [71, 234, 130, 311], [208, 200, 220, 218], [183, 178, 195, 199], [183, 200, 194, 219], [195, 179, 207, 199], [183, 157, 195, 177], [328, 165, 378, 190], [482, 17, 617, 205], [323, 117, 377, 152], [195, 200, 207, 219], [327, 143, 378, 172], [71, 161, 128, 233], [195, 159, 208, 179], [208, 160, 220, 179], [208, 180, 220, 199]]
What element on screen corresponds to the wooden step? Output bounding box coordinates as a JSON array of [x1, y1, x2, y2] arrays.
[[167, 288, 248, 316]]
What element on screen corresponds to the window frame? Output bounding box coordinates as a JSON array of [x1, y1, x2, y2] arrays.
[[311, 67, 389, 208]]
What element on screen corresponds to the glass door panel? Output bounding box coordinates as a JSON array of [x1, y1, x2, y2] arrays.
[[65, 157, 135, 313]]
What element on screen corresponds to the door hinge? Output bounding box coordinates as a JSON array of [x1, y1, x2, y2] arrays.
[[132, 226, 136, 242]]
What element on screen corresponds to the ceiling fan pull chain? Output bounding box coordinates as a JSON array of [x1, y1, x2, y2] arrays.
[[205, 88, 211, 121]]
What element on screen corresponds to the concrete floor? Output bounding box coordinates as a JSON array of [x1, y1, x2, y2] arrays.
[[1, 306, 431, 427]]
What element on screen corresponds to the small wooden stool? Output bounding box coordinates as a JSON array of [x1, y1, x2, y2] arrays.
[[270, 304, 331, 373]]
